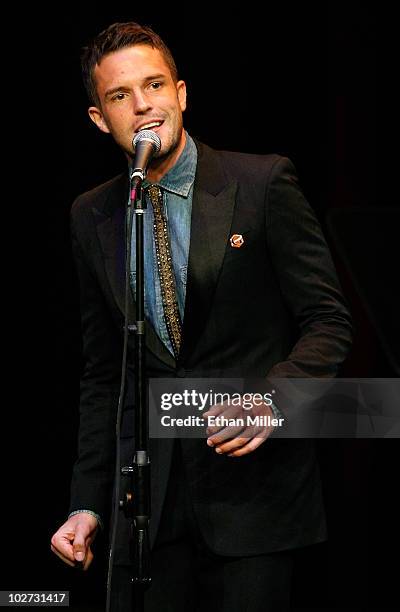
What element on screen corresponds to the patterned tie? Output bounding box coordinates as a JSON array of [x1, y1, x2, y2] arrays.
[[147, 184, 182, 358]]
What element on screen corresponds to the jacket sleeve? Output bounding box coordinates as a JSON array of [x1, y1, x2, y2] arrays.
[[265, 156, 353, 378], [68, 210, 122, 523]]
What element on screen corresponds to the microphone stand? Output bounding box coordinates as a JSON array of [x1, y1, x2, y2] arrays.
[[120, 174, 151, 611]]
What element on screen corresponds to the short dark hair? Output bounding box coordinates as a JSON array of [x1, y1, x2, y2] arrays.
[[81, 22, 179, 106]]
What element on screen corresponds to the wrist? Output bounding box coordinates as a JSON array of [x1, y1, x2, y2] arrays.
[[68, 509, 103, 530]]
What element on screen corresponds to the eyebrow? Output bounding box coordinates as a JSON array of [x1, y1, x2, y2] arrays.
[[144, 73, 167, 82], [104, 74, 167, 100]]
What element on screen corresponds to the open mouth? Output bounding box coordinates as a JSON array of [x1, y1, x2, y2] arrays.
[[136, 120, 164, 133]]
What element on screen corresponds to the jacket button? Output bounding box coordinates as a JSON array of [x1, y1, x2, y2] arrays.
[[176, 367, 186, 378]]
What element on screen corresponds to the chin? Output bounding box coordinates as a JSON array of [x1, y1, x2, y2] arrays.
[[156, 138, 179, 160]]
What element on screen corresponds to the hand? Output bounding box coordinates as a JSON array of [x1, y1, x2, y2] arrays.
[[51, 513, 98, 571], [204, 397, 276, 457]]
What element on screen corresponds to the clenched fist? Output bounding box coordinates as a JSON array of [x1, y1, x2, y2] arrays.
[[51, 512, 98, 571]]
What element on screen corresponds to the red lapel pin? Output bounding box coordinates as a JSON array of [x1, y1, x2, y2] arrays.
[[230, 234, 244, 248]]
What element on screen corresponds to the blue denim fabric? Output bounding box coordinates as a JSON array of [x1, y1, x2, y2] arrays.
[[130, 132, 197, 355]]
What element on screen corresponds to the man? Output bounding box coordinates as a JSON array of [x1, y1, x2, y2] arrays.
[[51, 22, 352, 611]]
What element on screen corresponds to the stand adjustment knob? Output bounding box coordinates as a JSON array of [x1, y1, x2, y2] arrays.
[[121, 465, 134, 475]]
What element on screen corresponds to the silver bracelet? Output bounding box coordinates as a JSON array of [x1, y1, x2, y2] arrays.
[[68, 509, 103, 531]]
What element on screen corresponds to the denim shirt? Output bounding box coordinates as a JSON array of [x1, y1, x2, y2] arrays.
[[130, 131, 197, 355]]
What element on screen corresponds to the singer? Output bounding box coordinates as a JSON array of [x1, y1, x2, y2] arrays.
[[51, 22, 353, 611]]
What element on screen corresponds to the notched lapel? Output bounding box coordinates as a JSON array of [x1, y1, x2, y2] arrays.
[[180, 180, 238, 362]]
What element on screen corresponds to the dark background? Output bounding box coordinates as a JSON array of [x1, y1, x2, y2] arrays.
[[5, 3, 399, 611]]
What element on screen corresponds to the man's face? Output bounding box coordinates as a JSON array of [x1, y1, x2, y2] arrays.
[[89, 45, 186, 163]]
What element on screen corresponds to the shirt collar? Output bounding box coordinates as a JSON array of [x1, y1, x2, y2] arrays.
[[142, 130, 197, 197]]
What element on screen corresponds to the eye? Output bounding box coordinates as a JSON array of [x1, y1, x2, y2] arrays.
[[112, 92, 128, 102], [148, 81, 162, 90]]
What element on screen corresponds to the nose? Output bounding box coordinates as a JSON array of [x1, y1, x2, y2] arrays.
[[132, 88, 152, 115]]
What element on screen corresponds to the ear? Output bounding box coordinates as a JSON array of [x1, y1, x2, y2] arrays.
[[88, 106, 111, 134], [177, 80, 187, 112]]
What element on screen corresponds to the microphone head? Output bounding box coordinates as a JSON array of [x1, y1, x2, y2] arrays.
[[132, 129, 161, 153]]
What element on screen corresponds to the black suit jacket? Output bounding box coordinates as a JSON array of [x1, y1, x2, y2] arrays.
[[68, 140, 352, 564]]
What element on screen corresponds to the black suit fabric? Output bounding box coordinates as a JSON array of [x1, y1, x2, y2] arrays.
[[68, 141, 352, 566]]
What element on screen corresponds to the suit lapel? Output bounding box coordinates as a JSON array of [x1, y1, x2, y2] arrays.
[[93, 173, 175, 368], [180, 142, 238, 363]]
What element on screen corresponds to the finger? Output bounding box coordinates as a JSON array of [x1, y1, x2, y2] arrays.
[[214, 426, 267, 454], [205, 412, 240, 435], [205, 405, 246, 435], [227, 435, 267, 457], [203, 400, 231, 418], [51, 544, 76, 568], [207, 421, 246, 446], [51, 532, 76, 563], [213, 435, 249, 454], [82, 546, 94, 571], [72, 525, 89, 562], [206, 414, 245, 437]]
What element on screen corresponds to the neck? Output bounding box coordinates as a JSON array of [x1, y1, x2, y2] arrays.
[[146, 130, 186, 183]]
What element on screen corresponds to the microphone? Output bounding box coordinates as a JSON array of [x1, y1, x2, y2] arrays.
[[131, 130, 161, 182]]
